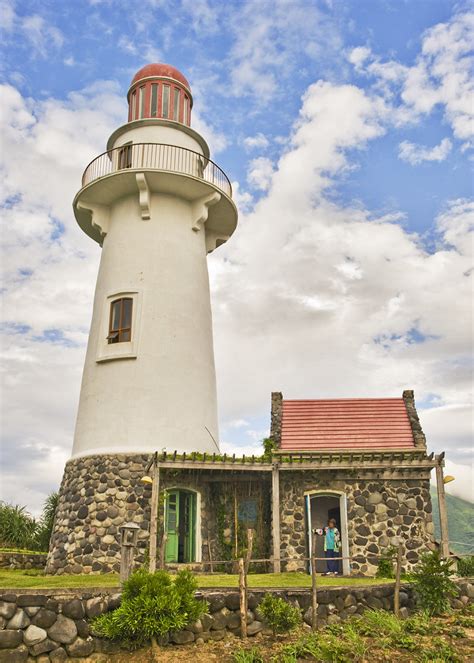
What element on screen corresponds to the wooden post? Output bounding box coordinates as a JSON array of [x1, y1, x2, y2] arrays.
[[394, 543, 402, 617], [272, 463, 281, 573], [245, 528, 254, 574], [149, 455, 160, 573], [435, 458, 450, 559], [238, 557, 247, 638], [159, 532, 167, 570], [311, 530, 318, 631], [119, 522, 139, 584]]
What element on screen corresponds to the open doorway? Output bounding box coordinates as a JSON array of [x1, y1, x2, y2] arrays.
[[164, 489, 198, 563], [305, 491, 350, 575]]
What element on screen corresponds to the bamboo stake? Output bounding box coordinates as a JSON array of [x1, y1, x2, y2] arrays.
[[149, 457, 160, 573], [394, 543, 402, 617], [238, 557, 247, 638], [311, 530, 318, 631], [234, 484, 239, 558]]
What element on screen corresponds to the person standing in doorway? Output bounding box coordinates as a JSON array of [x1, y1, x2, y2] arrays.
[[315, 518, 341, 575]]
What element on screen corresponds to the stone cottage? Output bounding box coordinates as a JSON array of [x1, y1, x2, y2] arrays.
[[47, 389, 438, 576]]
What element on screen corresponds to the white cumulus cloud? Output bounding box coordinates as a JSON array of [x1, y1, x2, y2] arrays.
[[398, 138, 453, 165]]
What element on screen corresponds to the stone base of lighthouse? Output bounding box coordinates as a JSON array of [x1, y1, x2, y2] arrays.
[[46, 454, 153, 574], [46, 453, 222, 575]]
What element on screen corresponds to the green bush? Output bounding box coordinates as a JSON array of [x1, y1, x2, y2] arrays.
[[457, 555, 474, 577], [233, 647, 265, 663], [279, 626, 367, 663], [92, 568, 206, 647], [0, 493, 58, 552], [412, 551, 457, 616], [0, 502, 38, 550], [376, 546, 396, 579], [258, 594, 301, 636]]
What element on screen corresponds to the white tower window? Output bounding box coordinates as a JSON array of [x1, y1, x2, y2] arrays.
[[138, 86, 146, 119], [107, 297, 133, 344], [150, 84, 158, 117]]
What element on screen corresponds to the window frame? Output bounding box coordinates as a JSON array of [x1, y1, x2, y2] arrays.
[[96, 291, 141, 363]]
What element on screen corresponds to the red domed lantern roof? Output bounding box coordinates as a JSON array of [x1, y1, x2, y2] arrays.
[[131, 63, 190, 91]]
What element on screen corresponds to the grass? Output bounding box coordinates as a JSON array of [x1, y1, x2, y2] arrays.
[[0, 569, 396, 590], [0, 547, 46, 555]]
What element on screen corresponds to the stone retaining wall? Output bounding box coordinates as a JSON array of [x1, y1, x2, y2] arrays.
[[0, 553, 47, 570], [0, 581, 472, 661]]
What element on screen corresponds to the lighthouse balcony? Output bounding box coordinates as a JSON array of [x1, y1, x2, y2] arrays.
[[82, 142, 232, 197], [74, 142, 237, 248]]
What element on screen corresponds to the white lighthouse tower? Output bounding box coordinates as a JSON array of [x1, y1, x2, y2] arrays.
[[72, 63, 237, 459]]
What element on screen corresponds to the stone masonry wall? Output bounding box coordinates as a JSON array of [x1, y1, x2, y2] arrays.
[[0, 553, 47, 570], [47, 454, 238, 574], [279, 471, 435, 574], [0, 582, 472, 661]]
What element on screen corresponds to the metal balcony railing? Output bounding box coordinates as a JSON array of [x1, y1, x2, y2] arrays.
[[81, 143, 232, 198]]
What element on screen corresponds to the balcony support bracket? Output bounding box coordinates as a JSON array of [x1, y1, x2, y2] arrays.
[[77, 202, 110, 245], [192, 191, 221, 232], [136, 173, 151, 220]]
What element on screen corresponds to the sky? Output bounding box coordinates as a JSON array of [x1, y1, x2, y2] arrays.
[[0, 0, 473, 515]]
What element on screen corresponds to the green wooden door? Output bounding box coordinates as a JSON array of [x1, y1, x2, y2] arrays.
[[164, 490, 180, 563]]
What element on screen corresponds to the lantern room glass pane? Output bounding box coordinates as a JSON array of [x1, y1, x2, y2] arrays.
[[162, 85, 170, 118], [184, 96, 189, 125], [131, 91, 136, 120], [173, 88, 180, 121], [138, 86, 146, 118], [150, 84, 158, 117]]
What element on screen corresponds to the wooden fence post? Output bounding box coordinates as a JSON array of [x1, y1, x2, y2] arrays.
[[311, 530, 318, 631], [394, 543, 402, 617], [239, 557, 247, 638], [245, 529, 254, 574]]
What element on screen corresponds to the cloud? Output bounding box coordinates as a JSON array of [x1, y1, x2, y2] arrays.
[[349, 11, 474, 148], [209, 76, 473, 500], [227, 0, 342, 101], [2, 3, 65, 59], [244, 133, 270, 151], [398, 138, 452, 165], [247, 157, 275, 191]]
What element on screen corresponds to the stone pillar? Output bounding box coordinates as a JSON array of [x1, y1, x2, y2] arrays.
[[402, 390, 426, 449]]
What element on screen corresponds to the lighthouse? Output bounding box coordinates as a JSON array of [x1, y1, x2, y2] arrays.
[[46, 64, 237, 574], [72, 63, 237, 459]]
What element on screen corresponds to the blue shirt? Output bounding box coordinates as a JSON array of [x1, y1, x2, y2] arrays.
[[325, 528, 336, 550]]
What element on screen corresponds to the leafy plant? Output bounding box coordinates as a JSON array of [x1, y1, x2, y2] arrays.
[[457, 555, 474, 577], [453, 613, 474, 628], [262, 437, 276, 461], [352, 610, 402, 638], [404, 611, 433, 635], [35, 492, 59, 552], [258, 594, 301, 636], [278, 627, 366, 663], [0, 502, 38, 550], [412, 551, 457, 615], [92, 568, 206, 647], [233, 647, 265, 663], [376, 546, 396, 579], [415, 636, 460, 662]]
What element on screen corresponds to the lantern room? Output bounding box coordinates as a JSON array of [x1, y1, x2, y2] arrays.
[[127, 63, 193, 126]]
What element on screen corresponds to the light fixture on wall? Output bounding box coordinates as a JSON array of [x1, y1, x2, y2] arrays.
[[443, 475, 455, 484]]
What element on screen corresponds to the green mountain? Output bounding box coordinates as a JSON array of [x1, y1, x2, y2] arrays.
[[430, 487, 474, 555]]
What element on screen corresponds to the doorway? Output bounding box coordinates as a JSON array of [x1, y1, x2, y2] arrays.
[[164, 489, 197, 563], [305, 491, 350, 575]]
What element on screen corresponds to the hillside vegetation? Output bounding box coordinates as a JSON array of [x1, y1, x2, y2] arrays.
[[430, 487, 474, 555]]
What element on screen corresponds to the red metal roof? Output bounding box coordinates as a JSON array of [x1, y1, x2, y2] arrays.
[[280, 398, 415, 451], [130, 63, 190, 90]]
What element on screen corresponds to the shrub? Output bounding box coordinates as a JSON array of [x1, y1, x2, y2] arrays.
[[0, 502, 38, 550], [35, 493, 59, 552], [412, 551, 457, 616], [376, 546, 396, 579], [457, 555, 474, 578], [279, 627, 366, 663], [92, 568, 206, 647], [258, 594, 301, 636], [352, 610, 402, 638], [233, 647, 265, 663]]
